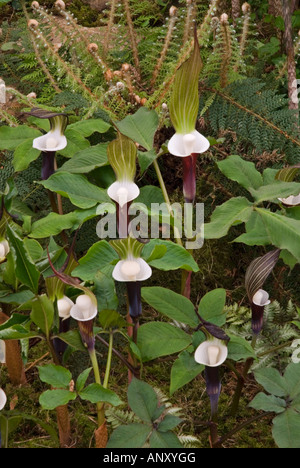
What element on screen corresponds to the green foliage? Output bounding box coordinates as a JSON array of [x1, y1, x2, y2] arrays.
[[107, 378, 183, 448], [250, 363, 300, 448]]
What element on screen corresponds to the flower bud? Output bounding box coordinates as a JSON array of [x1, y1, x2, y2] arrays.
[[31, 1, 40, 9], [55, 0, 65, 10], [220, 13, 228, 24], [28, 19, 39, 29], [169, 6, 177, 17]]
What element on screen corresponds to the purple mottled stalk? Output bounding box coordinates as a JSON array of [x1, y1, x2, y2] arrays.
[[78, 319, 95, 352], [126, 282, 142, 319], [53, 317, 71, 362], [251, 303, 264, 335], [183, 154, 197, 203], [41, 151, 56, 180], [205, 366, 221, 419]]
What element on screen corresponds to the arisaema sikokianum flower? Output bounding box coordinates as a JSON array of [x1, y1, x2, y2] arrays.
[[27, 108, 68, 180], [168, 28, 210, 204], [194, 332, 229, 420], [245, 249, 279, 335], [110, 236, 152, 341], [107, 132, 139, 238]]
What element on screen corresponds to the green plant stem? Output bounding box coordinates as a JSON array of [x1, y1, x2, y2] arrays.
[[96, 335, 138, 376], [89, 348, 105, 426], [103, 331, 113, 389], [230, 335, 257, 416], [153, 159, 183, 246]]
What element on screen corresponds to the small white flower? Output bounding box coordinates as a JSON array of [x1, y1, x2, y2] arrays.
[[107, 181, 140, 208], [278, 194, 300, 206], [0, 388, 7, 411], [194, 338, 228, 367], [0, 239, 9, 263], [70, 294, 97, 322], [113, 257, 152, 282], [252, 289, 270, 307], [168, 130, 210, 158], [57, 296, 74, 320]]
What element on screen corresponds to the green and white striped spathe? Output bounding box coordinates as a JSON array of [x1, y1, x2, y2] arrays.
[[107, 132, 137, 182], [169, 31, 202, 135]]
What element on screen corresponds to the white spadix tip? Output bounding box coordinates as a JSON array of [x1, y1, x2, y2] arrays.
[[183, 133, 196, 156], [116, 187, 129, 207], [120, 260, 141, 281], [207, 345, 220, 366], [70, 294, 98, 322], [46, 137, 58, 150]]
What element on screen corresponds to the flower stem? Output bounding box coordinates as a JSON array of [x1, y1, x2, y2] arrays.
[[103, 331, 113, 389], [153, 159, 183, 246], [89, 348, 105, 426]]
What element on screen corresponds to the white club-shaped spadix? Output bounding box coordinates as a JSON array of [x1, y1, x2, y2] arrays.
[[113, 257, 152, 282], [0, 388, 7, 411], [194, 338, 228, 367], [107, 181, 140, 207], [0, 240, 9, 261], [168, 129, 210, 157], [57, 296, 74, 320], [252, 289, 270, 307], [70, 294, 97, 322], [278, 193, 300, 206]]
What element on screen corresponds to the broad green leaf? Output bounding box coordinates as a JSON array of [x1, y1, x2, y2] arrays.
[[107, 132, 137, 180], [72, 240, 118, 281], [0, 125, 41, 150], [0, 290, 34, 305], [58, 144, 108, 174], [134, 185, 164, 207], [0, 324, 41, 340], [127, 378, 158, 423], [115, 107, 159, 151], [76, 368, 92, 393], [169, 33, 202, 134], [58, 129, 90, 158], [170, 350, 204, 395], [198, 289, 227, 326], [79, 383, 122, 406], [142, 239, 199, 272], [157, 414, 182, 432], [137, 322, 192, 362], [0, 313, 29, 331], [249, 392, 286, 414], [6, 224, 40, 293], [141, 286, 199, 327], [0, 414, 23, 442], [272, 408, 300, 448], [39, 389, 76, 410], [217, 155, 263, 190], [249, 182, 300, 203], [227, 334, 257, 361], [30, 295, 54, 337], [38, 364, 72, 389], [253, 367, 287, 397], [107, 423, 151, 448], [283, 363, 300, 399], [234, 211, 271, 246], [56, 329, 86, 352], [24, 238, 44, 261], [138, 149, 157, 173], [256, 208, 300, 261], [204, 197, 253, 239], [29, 212, 78, 239], [13, 139, 41, 172], [94, 270, 119, 313], [98, 309, 126, 329], [67, 118, 110, 137], [40, 172, 110, 209], [149, 430, 183, 448]]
